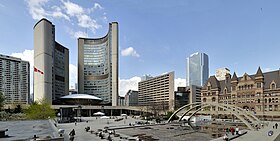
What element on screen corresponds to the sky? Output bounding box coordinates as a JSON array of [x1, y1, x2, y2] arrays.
[[0, 0, 280, 96]]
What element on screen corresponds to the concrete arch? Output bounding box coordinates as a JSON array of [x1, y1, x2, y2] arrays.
[[168, 102, 261, 130], [187, 104, 255, 130], [169, 102, 259, 123], [179, 104, 204, 121], [178, 103, 257, 126], [218, 103, 260, 123], [205, 103, 259, 125], [167, 102, 201, 122]]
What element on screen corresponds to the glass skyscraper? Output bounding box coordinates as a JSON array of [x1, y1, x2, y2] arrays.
[[186, 52, 209, 87]]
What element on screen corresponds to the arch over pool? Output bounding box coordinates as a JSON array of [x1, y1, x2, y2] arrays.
[[167, 102, 261, 130]]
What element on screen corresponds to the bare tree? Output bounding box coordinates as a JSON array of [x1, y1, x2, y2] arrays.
[[0, 92, 5, 110]]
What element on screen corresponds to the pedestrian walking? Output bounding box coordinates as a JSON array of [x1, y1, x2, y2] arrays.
[[230, 127, 235, 135], [223, 134, 229, 141], [235, 126, 239, 135], [275, 123, 278, 129], [69, 129, 75, 141]]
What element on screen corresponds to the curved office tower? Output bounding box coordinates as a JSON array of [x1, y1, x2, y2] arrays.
[[78, 22, 118, 106], [34, 19, 69, 104]]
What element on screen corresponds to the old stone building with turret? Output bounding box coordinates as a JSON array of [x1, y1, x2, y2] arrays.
[[201, 67, 280, 119]]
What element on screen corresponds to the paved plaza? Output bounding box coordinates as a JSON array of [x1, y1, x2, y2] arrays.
[[116, 124, 212, 141], [56, 117, 280, 141], [57, 116, 213, 141], [234, 121, 280, 141], [57, 116, 156, 141], [1, 117, 280, 141], [211, 121, 280, 141], [0, 120, 58, 141]]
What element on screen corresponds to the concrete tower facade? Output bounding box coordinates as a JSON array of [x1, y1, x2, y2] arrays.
[[78, 22, 118, 106], [33, 18, 69, 104]]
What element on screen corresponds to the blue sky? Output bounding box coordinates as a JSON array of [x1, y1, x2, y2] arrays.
[[0, 0, 280, 96]]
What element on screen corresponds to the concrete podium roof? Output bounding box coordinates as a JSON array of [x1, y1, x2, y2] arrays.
[[61, 94, 102, 100]]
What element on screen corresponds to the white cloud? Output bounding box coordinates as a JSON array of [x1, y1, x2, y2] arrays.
[[121, 47, 140, 57], [26, 0, 70, 21], [69, 64, 77, 89], [26, 0, 49, 20], [76, 14, 101, 32], [61, 0, 101, 32], [119, 76, 141, 96], [74, 31, 88, 38], [119, 77, 186, 96], [264, 68, 272, 72], [174, 78, 186, 89], [51, 6, 70, 21], [11, 50, 34, 67], [26, 0, 103, 34], [68, 29, 88, 39], [88, 3, 104, 13], [61, 0, 84, 16], [11, 50, 34, 94], [94, 3, 103, 10]]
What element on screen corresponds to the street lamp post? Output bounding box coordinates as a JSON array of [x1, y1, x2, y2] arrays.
[[57, 112, 61, 123], [78, 105, 82, 122]]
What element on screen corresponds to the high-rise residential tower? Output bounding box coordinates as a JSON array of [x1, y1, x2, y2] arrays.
[[78, 22, 118, 106], [186, 52, 209, 87], [138, 72, 175, 111], [0, 54, 30, 104], [33, 18, 69, 104]]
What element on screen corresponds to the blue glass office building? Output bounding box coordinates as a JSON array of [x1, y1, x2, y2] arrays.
[[186, 52, 209, 87]]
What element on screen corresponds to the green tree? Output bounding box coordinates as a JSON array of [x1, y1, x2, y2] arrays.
[[0, 92, 5, 110], [25, 100, 55, 119]]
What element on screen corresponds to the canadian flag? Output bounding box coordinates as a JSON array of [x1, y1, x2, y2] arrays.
[[34, 67, 44, 75]]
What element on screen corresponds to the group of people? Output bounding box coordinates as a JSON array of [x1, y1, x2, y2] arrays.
[[68, 127, 115, 141], [96, 130, 113, 141], [83, 127, 115, 141], [224, 126, 241, 136], [223, 126, 242, 141]]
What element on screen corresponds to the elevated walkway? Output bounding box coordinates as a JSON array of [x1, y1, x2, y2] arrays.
[[51, 105, 143, 111]]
